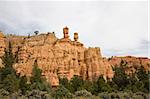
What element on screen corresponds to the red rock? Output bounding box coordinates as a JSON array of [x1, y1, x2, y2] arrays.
[[0, 27, 149, 87]]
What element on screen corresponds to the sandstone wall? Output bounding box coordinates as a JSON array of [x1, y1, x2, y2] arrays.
[[0, 31, 115, 86], [108, 56, 150, 75], [0, 36, 6, 58], [0, 29, 149, 87], [12, 32, 114, 86], [0, 32, 6, 68]]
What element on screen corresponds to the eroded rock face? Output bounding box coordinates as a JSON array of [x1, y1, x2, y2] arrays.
[[0, 32, 6, 68], [0, 32, 6, 58], [108, 56, 150, 75], [84, 47, 113, 81], [0, 27, 149, 87]]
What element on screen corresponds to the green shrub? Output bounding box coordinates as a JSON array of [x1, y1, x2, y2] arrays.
[[0, 89, 9, 99], [75, 90, 92, 98], [116, 91, 130, 99], [0, 89, 9, 96], [98, 92, 109, 99], [26, 89, 50, 99], [52, 85, 73, 99], [132, 92, 149, 99], [109, 92, 120, 99]]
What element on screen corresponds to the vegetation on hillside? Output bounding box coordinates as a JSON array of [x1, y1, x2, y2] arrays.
[[0, 42, 149, 99]]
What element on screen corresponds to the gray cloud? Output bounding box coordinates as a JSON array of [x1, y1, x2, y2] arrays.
[[103, 39, 149, 57], [0, 1, 148, 57]]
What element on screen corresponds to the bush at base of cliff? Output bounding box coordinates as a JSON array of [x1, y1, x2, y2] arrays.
[[0, 89, 9, 99], [98, 92, 110, 99], [52, 85, 73, 99], [74, 89, 92, 98], [97, 91, 149, 99], [26, 89, 52, 99]]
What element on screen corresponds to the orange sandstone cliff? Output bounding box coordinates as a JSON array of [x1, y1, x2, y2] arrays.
[[108, 56, 150, 75], [0, 28, 149, 87]]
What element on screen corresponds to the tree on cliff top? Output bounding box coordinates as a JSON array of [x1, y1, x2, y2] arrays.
[[34, 31, 39, 35]]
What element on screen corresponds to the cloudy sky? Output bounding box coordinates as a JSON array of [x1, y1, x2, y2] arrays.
[[0, 0, 149, 57]]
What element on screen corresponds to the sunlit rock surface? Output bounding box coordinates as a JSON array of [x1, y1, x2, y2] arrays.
[[0, 27, 149, 87]]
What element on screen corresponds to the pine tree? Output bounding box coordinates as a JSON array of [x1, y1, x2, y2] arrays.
[[0, 42, 19, 93], [82, 79, 93, 93], [19, 76, 30, 95], [30, 60, 42, 84], [112, 66, 129, 91], [30, 59, 51, 92], [59, 77, 70, 90], [126, 74, 140, 92], [70, 75, 84, 93], [53, 85, 72, 99], [91, 76, 112, 95], [137, 66, 149, 93]]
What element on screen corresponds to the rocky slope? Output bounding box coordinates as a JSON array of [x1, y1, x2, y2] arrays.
[[0, 27, 149, 87], [108, 56, 150, 75]]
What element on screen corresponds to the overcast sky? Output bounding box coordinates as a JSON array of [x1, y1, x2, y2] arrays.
[[0, 0, 149, 57]]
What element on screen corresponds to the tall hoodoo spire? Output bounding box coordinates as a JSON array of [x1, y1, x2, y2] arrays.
[[74, 32, 78, 41], [0, 31, 5, 38], [63, 26, 69, 39]]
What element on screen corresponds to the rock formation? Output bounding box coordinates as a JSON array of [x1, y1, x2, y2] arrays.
[[108, 56, 150, 75], [0, 31, 5, 57], [0, 31, 6, 68], [0, 27, 149, 87]]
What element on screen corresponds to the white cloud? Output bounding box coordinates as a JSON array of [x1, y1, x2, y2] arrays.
[[0, 1, 149, 57]]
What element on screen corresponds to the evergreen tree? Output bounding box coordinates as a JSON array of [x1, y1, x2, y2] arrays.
[[137, 66, 149, 81], [0, 42, 19, 93], [137, 66, 149, 93], [14, 46, 20, 63], [70, 75, 84, 93], [82, 79, 93, 93], [126, 74, 140, 92], [31, 60, 42, 84], [112, 66, 129, 91], [91, 81, 99, 95], [0, 42, 15, 80], [107, 80, 118, 92], [53, 85, 72, 99], [59, 77, 72, 92], [30, 59, 51, 93], [91, 76, 112, 95], [19, 76, 30, 95], [34, 31, 39, 35]]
